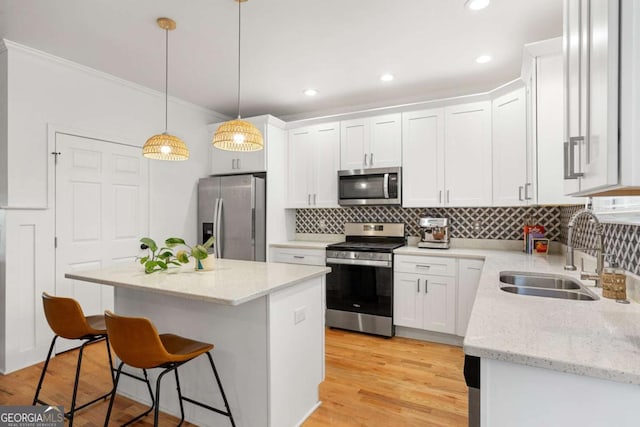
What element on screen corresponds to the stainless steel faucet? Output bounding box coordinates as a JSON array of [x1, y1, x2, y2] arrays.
[[564, 208, 605, 287]]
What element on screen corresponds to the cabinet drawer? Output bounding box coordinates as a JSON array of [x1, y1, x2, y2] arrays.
[[394, 255, 456, 276], [270, 247, 325, 266]]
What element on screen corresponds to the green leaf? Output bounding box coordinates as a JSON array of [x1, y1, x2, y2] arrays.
[[165, 237, 186, 247], [191, 245, 208, 260], [144, 260, 158, 274], [139, 256, 149, 265], [140, 237, 157, 252], [176, 251, 189, 263], [167, 260, 182, 266], [159, 251, 173, 259], [157, 260, 167, 269], [203, 236, 216, 248]]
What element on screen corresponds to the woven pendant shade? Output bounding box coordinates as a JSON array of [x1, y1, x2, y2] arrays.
[[143, 17, 189, 161], [213, 119, 264, 152], [143, 133, 190, 161]]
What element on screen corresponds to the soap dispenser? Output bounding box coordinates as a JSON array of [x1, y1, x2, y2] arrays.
[[601, 260, 627, 301]]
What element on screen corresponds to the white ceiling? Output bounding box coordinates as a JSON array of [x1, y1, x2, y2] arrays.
[[0, 0, 562, 120]]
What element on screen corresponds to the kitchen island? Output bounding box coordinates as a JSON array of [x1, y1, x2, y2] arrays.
[[66, 259, 330, 427]]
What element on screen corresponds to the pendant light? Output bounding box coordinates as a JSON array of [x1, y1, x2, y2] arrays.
[[142, 17, 190, 161], [212, 0, 264, 152]]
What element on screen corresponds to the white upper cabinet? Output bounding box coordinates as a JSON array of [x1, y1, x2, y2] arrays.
[[402, 109, 445, 207], [444, 101, 493, 207], [340, 113, 401, 170], [523, 38, 581, 205], [492, 87, 530, 206], [563, 0, 620, 195], [287, 127, 314, 208], [403, 102, 492, 208], [287, 122, 340, 208], [210, 116, 269, 175]]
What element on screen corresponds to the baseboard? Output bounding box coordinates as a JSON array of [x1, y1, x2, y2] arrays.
[[395, 326, 464, 347], [295, 401, 322, 427]]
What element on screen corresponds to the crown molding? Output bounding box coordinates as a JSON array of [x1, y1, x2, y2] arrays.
[[1, 39, 221, 117]]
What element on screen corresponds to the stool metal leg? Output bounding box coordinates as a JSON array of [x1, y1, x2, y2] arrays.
[[153, 367, 177, 427], [207, 352, 236, 427], [177, 353, 235, 426], [32, 335, 58, 406], [67, 339, 90, 427], [104, 363, 155, 427], [174, 368, 186, 427], [34, 335, 114, 426]]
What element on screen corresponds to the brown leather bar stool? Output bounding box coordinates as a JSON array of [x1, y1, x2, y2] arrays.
[[33, 292, 116, 426], [104, 310, 235, 427]]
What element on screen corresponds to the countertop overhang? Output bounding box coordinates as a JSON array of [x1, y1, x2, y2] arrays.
[[65, 258, 330, 306]]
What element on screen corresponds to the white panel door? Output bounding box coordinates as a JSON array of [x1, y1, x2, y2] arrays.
[[340, 118, 368, 170], [422, 275, 456, 334], [369, 113, 402, 168], [287, 127, 313, 208], [492, 88, 528, 206], [402, 109, 445, 207], [312, 122, 340, 207], [55, 133, 148, 348], [582, 0, 619, 191], [393, 272, 423, 329], [444, 101, 493, 207]]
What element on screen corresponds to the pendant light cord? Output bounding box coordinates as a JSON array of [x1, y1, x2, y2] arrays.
[[164, 27, 169, 133], [236, 0, 242, 120]]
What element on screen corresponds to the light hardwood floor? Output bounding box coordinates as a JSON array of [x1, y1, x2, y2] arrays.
[[0, 329, 467, 426], [304, 329, 468, 427]]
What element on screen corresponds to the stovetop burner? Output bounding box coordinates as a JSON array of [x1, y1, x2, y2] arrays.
[[326, 222, 406, 253]]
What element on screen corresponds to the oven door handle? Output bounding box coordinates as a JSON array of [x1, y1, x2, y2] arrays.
[[326, 258, 392, 268]]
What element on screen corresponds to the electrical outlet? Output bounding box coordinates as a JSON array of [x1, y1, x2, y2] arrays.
[[318, 219, 327, 231], [473, 220, 482, 233]]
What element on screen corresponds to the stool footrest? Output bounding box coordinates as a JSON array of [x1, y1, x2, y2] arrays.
[[180, 395, 233, 417], [35, 388, 113, 419]]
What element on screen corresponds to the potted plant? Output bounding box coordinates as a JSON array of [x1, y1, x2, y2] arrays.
[[138, 236, 215, 274]]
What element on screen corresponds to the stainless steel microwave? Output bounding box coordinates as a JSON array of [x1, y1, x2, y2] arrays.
[[338, 167, 401, 206]]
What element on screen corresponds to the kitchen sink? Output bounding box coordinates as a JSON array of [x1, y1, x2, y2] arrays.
[[499, 271, 598, 301], [500, 272, 581, 290], [500, 286, 597, 300]]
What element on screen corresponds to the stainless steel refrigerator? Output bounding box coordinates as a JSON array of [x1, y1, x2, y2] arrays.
[[197, 174, 266, 261]]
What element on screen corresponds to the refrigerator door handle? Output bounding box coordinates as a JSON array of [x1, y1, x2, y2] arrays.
[[251, 208, 256, 242], [212, 198, 220, 257], [216, 198, 223, 258]]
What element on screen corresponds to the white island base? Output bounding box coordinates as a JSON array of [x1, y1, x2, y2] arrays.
[[110, 276, 324, 427], [482, 358, 640, 427]]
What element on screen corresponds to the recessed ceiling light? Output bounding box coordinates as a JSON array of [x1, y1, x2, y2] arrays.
[[465, 0, 490, 11], [380, 73, 394, 82], [303, 88, 318, 96], [475, 55, 492, 64]]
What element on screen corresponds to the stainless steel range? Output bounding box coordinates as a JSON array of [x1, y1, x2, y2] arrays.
[[325, 223, 406, 337]]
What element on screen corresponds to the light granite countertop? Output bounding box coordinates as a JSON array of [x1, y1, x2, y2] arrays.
[[66, 258, 330, 306], [395, 245, 640, 385]]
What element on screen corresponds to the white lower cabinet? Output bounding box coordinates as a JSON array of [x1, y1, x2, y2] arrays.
[[269, 247, 326, 266], [456, 258, 484, 337], [394, 254, 483, 338], [394, 255, 457, 334]]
